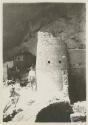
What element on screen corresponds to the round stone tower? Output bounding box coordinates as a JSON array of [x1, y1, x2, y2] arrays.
[[36, 31, 69, 101]]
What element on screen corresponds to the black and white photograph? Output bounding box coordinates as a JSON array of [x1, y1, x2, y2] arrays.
[[2, 1, 86, 123]]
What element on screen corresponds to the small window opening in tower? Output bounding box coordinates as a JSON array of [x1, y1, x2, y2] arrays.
[[59, 60, 61, 64], [48, 61, 50, 64]]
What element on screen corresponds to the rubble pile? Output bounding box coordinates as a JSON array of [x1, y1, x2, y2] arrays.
[[3, 79, 37, 122], [3, 82, 20, 122], [70, 101, 86, 122]]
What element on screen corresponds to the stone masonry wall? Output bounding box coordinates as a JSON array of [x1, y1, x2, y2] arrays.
[[36, 31, 69, 101]]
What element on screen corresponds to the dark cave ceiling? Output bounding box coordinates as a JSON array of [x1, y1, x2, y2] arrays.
[[3, 3, 85, 61]]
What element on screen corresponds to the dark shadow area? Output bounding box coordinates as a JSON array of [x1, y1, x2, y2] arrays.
[[68, 67, 86, 104], [67, 49, 86, 104], [35, 102, 72, 122]]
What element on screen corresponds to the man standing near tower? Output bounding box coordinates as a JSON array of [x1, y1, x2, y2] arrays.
[[28, 65, 37, 90]]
